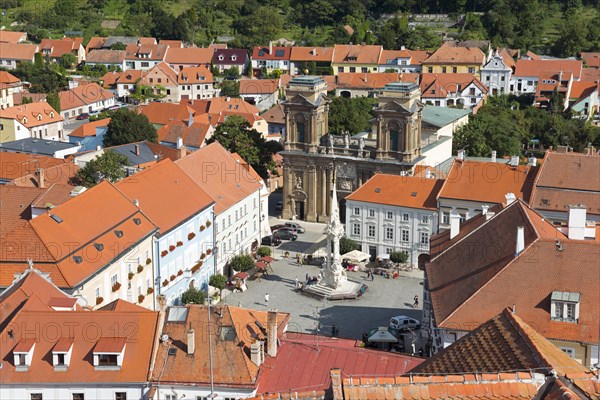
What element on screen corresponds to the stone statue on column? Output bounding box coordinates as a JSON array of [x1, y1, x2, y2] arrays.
[[323, 170, 348, 289], [358, 137, 365, 158]]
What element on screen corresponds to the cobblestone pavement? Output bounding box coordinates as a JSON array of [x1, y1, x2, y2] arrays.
[[222, 252, 425, 354]]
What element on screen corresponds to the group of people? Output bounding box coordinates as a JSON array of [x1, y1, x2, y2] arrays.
[[294, 273, 321, 290]]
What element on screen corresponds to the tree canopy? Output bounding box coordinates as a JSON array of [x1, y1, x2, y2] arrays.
[[328, 97, 377, 136], [229, 254, 255, 272], [72, 150, 130, 188], [104, 109, 157, 147], [205, 115, 282, 179], [180, 287, 206, 305]]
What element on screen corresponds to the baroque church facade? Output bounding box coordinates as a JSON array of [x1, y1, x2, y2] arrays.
[[280, 76, 425, 222]]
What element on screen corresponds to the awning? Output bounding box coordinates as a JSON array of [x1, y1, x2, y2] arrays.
[[341, 249, 370, 263], [368, 327, 398, 343]]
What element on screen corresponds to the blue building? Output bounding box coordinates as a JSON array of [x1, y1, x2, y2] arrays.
[[68, 118, 109, 151], [117, 159, 216, 306]]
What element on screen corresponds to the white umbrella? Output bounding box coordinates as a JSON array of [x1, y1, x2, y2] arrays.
[[341, 249, 370, 263], [377, 254, 390, 260], [368, 327, 399, 343]]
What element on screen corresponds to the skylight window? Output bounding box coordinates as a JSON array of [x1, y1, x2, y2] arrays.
[[50, 214, 63, 224], [220, 326, 236, 341], [275, 49, 285, 57], [73, 256, 83, 264], [375, 188, 381, 193], [133, 218, 141, 225], [168, 348, 177, 356], [114, 230, 123, 238], [411, 192, 417, 197]]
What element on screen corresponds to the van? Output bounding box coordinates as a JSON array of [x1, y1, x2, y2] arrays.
[[284, 222, 305, 233], [389, 315, 421, 331]]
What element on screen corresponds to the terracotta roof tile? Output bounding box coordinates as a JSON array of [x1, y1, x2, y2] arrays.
[[0, 43, 38, 61], [0, 31, 27, 44], [125, 43, 168, 61], [10, 162, 79, 188], [346, 174, 444, 210], [69, 118, 110, 138], [252, 46, 291, 60], [581, 67, 600, 82], [157, 120, 212, 149], [422, 46, 485, 65], [39, 37, 82, 58], [0, 102, 63, 128], [581, 52, 600, 68], [261, 104, 285, 125], [86, 49, 125, 64], [333, 44, 382, 64], [116, 159, 214, 234], [140, 61, 178, 86], [420, 73, 488, 98], [59, 83, 114, 111], [165, 46, 213, 65], [0, 152, 66, 181], [0, 71, 21, 85], [290, 47, 333, 62], [337, 72, 419, 89], [177, 65, 213, 84], [94, 336, 127, 353], [138, 101, 195, 126], [240, 79, 279, 95], [514, 59, 582, 79], [159, 39, 183, 48]]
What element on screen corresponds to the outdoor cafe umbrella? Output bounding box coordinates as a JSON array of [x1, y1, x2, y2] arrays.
[[260, 256, 274, 263], [367, 327, 399, 343], [341, 249, 370, 264], [233, 271, 249, 279]]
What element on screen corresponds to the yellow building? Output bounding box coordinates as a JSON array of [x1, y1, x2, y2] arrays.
[[421, 46, 486, 77], [0, 102, 64, 143], [331, 44, 383, 75]]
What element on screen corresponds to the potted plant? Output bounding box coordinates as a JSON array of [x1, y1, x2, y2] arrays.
[[161, 250, 168, 257], [206, 248, 212, 255], [170, 274, 176, 281], [147, 287, 154, 295], [96, 296, 104, 305], [206, 220, 211, 227], [169, 245, 176, 251], [177, 269, 183, 276], [138, 294, 145, 303], [200, 253, 206, 260], [137, 265, 143, 273], [112, 282, 121, 292], [146, 258, 152, 265], [200, 225, 206, 231], [188, 232, 196, 240], [176, 241, 183, 247], [128, 272, 134, 280], [162, 279, 169, 287]]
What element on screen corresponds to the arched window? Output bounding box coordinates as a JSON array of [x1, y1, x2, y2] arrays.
[[388, 122, 400, 152]]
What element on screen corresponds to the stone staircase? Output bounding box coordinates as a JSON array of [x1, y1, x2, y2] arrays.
[[300, 280, 367, 300]]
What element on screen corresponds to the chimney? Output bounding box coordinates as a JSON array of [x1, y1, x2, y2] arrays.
[[485, 211, 495, 220], [176, 137, 183, 149], [457, 149, 465, 161], [250, 341, 263, 366], [35, 168, 45, 188], [528, 156, 537, 167], [178, 144, 187, 160], [450, 212, 461, 239], [567, 204, 586, 240], [133, 198, 140, 207], [491, 150, 497, 163], [269, 41, 273, 54], [510, 155, 519, 166], [267, 310, 277, 357], [134, 144, 140, 156], [401, 45, 405, 51], [505, 192, 516, 205], [96, 145, 102, 151], [187, 326, 195, 355], [515, 226, 525, 255], [425, 169, 432, 179], [149, 295, 167, 376], [481, 205, 489, 216]]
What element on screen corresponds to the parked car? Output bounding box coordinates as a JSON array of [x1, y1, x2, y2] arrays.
[[389, 316, 421, 331], [273, 230, 297, 241], [284, 222, 305, 233], [75, 113, 89, 120], [270, 224, 285, 232], [89, 110, 101, 116], [276, 227, 299, 235], [108, 105, 120, 111], [274, 201, 283, 210], [261, 235, 282, 246]]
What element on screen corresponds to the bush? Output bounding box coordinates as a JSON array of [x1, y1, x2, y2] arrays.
[[209, 274, 227, 293], [181, 287, 206, 305], [340, 237, 359, 255], [390, 251, 409, 264], [230, 254, 255, 272], [137, 265, 144, 273], [147, 287, 154, 295], [257, 246, 272, 257]]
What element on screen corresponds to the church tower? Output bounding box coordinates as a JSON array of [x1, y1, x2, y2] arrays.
[[372, 82, 423, 162]]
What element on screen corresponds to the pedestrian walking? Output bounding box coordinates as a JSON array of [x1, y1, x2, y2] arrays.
[[296, 253, 301, 265], [413, 295, 419, 308], [305, 273, 309, 282], [294, 276, 299, 288], [371, 272, 375, 281], [265, 293, 269, 305]]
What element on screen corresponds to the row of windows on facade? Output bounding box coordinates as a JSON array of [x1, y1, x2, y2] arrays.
[[28, 393, 127, 400], [426, 66, 477, 74], [354, 207, 431, 224], [441, 211, 467, 225], [221, 223, 256, 253], [216, 201, 256, 234], [352, 223, 430, 244]]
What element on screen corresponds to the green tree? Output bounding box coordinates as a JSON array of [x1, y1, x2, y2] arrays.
[[46, 91, 61, 113], [104, 109, 157, 147], [339, 236, 358, 255], [180, 287, 206, 305], [206, 115, 282, 178], [552, 17, 589, 57], [390, 251, 408, 264], [219, 81, 240, 97], [328, 97, 376, 135], [257, 246, 272, 257], [301, 0, 336, 27], [72, 150, 129, 187], [230, 254, 255, 272], [209, 274, 227, 298], [59, 53, 78, 69]]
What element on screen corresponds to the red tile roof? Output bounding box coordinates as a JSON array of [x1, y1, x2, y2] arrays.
[[157, 120, 212, 149], [290, 47, 333, 62], [530, 151, 600, 216], [10, 162, 79, 188], [333, 44, 383, 64], [337, 72, 419, 89], [125, 43, 168, 61], [581, 67, 600, 82], [422, 46, 486, 65], [177, 65, 214, 84], [514, 59, 583, 79], [0, 102, 63, 128], [207, 96, 260, 115], [139, 61, 178, 87], [59, 83, 114, 111], [151, 305, 290, 387], [0, 70, 20, 85], [0, 43, 37, 61], [116, 159, 214, 234], [0, 31, 27, 44], [94, 336, 127, 353], [569, 81, 598, 100], [581, 52, 600, 69], [261, 104, 285, 125], [176, 141, 262, 214], [239, 79, 279, 94], [378, 49, 412, 64], [165, 46, 213, 65], [438, 159, 536, 204], [0, 152, 66, 181], [345, 174, 443, 210], [68, 118, 110, 138], [252, 46, 291, 60], [420, 73, 488, 98], [256, 332, 423, 396], [86, 49, 125, 64], [39, 37, 82, 58], [159, 39, 183, 48], [138, 101, 196, 126], [427, 200, 599, 345]]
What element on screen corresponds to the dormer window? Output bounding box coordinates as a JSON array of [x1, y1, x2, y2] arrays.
[[93, 337, 126, 370], [37, 114, 42, 121], [13, 339, 35, 371], [551, 291, 580, 323], [231, 55, 237, 61], [22, 117, 27, 124], [52, 338, 73, 370], [50, 111, 54, 118], [218, 55, 224, 61]]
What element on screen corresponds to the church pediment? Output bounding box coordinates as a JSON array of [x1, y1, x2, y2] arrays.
[[286, 94, 318, 107], [376, 100, 416, 114]]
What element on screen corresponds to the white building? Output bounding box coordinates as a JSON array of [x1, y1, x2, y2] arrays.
[[59, 83, 115, 119], [480, 50, 513, 95], [0, 102, 64, 143], [420, 73, 488, 110], [176, 142, 263, 275], [177, 65, 217, 100], [345, 174, 442, 268]]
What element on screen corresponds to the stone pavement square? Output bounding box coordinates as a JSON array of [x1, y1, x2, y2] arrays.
[[222, 256, 425, 345]]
